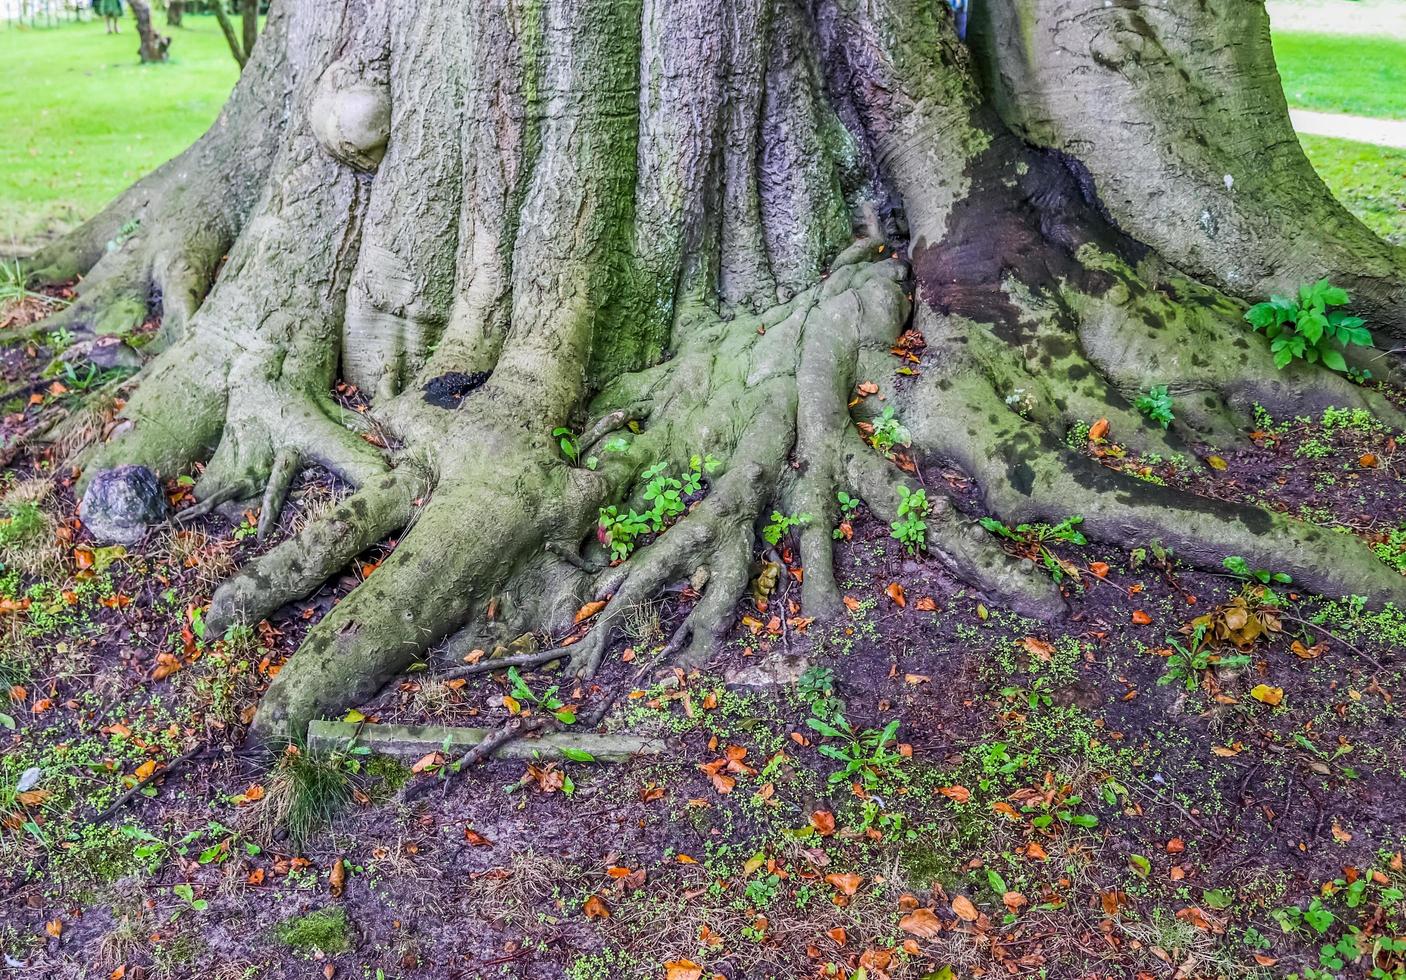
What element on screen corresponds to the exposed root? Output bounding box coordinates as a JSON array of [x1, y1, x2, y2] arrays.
[[33, 0, 1406, 753], [903, 365, 1406, 607]]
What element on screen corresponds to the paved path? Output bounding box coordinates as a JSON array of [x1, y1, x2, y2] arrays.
[[1290, 109, 1406, 149]]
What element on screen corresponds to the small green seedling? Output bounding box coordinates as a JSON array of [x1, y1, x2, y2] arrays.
[[1134, 385, 1175, 428], [506, 666, 576, 724], [868, 406, 911, 455], [170, 883, 208, 920], [552, 427, 580, 465], [979, 515, 1086, 583], [890, 485, 928, 555], [1157, 623, 1250, 692], [1222, 555, 1291, 586], [762, 511, 811, 546], [834, 491, 860, 539], [805, 714, 906, 791]]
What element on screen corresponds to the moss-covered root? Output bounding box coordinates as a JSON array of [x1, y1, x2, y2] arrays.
[[905, 370, 1406, 608], [247, 435, 587, 740], [206, 466, 427, 635]]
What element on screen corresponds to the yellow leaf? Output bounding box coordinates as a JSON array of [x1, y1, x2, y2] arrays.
[[343, 709, 366, 723], [133, 759, 156, 781], [503, 694, 522, 715], [1250, 684, 1284, 706], [1205, 455, 1228, 471]]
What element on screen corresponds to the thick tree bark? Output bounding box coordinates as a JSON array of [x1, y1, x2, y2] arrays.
[[23, 0, 1406, 740], [969, 0, 1406, 340]]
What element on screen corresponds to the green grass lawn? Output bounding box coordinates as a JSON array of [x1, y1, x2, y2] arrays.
[[1272, 31, 1406, 119], [0, 17, 238, 248], [1299, 133, 1406, 246]]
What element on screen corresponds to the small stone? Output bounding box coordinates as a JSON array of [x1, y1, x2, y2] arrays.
[[79, 466, 169, 545], [725, 652, 810, 690], [80, 337, 143, 372]]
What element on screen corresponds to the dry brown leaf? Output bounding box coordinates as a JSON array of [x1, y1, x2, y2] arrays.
[[584, 894, 611, 919], [1024, 841, 1048, 861], [329, 858, 346, 897], [951, 895, 979, 921], [810, 810, 836, 837], [464, 828, 492, 846], [1088, 418, 1109, 441], [937, 785, 971, 803], [825, 872, 862, 896], [827, 926, 847, 946], [664, 959, 703, 980], [886, 582, 906, 607], [898, 907, 943, 939], [574, 599, 608, 624], [1131, 610, 1152, 625], [1089, 561, 1110, 578], [44, 919, 62, 938], [1021, 636, 1054, 662]]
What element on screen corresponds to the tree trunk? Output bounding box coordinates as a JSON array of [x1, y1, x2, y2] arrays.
[[167, 0, 183, 27], [211, 1, 245, 67], [241, 0, 257, 61], [26, 0, 1406, 741], [129, 0, 170, 63]]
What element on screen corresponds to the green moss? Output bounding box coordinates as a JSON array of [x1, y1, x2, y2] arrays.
[[364, 753, 412, 796], [274, 907, 351, 955]]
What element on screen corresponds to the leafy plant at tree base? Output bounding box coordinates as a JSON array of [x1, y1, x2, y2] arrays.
[[979, 515, 1086, 583], [505, 666, 576, 724], [1222, 555, 1292, 587], [552, 427, 580, 465], [1134, 385, 1175, 428], [890, 485, 928, 555], [833, 490, 860, 539], [1244, 279, 1372, 376], [1156, 623, 1251, 691], [866, 405, 911, 455], [762, 511, 811, 547], [597, 456, 717, 560]]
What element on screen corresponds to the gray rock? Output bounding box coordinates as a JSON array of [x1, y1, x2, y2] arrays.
[[84, 338, 144, 372], [725, 652, 811, 690], [80, 466, 169, 545]]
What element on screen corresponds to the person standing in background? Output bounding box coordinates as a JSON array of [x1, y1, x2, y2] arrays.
[[95, 0, 123, 34]]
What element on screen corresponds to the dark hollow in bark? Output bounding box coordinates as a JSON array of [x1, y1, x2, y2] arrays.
[[23, 0, 1406, 742]]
